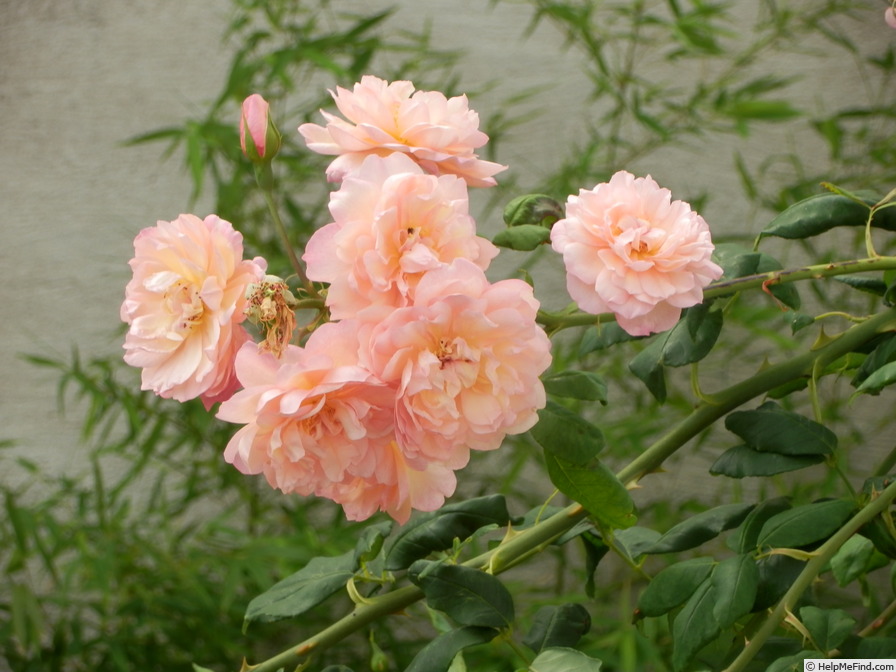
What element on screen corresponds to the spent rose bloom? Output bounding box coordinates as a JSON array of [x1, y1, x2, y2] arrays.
[[240, 93, 280, 161], [360, 259, 552, 467], [216, 322, 454, 523], [304, 153, 499, 319], [298, 75, 507, 187], [121, 214, 266, 407], [887, 6, 896, 29], [550, 171, 723, 336]]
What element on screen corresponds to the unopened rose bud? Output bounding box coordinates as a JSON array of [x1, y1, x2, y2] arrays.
[[887, 7, 896, 29], [240, 94, 281, 162], [245, 275, 297, 357]]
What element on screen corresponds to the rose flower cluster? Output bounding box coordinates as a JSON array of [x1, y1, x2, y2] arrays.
[[122, 76, 551, 523], [121, 75, 721, 523]]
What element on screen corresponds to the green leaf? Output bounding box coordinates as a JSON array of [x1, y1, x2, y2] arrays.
[[531, 401, 605, 464], [578, 323, 642, 356], [244, 551, 355, 624], [408, 561, 515, 629], [581, 532, 609, 598], [799, 606, 856, 651], [852, 333, 896, 390], [724, 401, 837, 456], [710, 444, 825, 478], [613, 526, 662, 563], [492, 224, 552, 251], [671, 579, 721, 672], [629, 306, 723, 402], [835, 276, 888, 297], [192, 665, 216, 672], [523, 603, 592, 653], [543, 451, 636, 530], [762, 191, 896, 240], [754, 554, 805, 611], [766, 651, 819, 672], [542, 370, 608, 404], [503, 194, 564, 228], [757, 499, 856, 549], [644, 503, 754, 554], [711, 554, 759, 628], [321, 667, 354, 672], [856, 361, 896, 396], [354, 520, 392, 566], [711, 244, 800, 308], [727, 497, 792, 553], [636, 557, 715, 619], [830, 535, 875, 587], [529, 647, 603, 672], [384, 495, 510, 571], [404, 626, 497, 672]]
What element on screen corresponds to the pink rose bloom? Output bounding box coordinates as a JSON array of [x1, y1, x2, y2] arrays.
[[886, 7, 896, 29], [298, 75, 507, 187], [121, 214, 266, 407], [361, 259, 552, 467], [216, 323, 454, 523], [550, 171, 723, 336], [303, 153, 499, 319]]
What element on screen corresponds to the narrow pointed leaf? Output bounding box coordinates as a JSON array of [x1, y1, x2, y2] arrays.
[[757, 499, 856, 549], [385, 495, 510, 571], [725, 402, 837, 456], [710, 444, 824, 478], [644, 503, 754, 554], [244, 551, 355, 624], [761, 192, 896, 240], [408, 561, 514, 629]]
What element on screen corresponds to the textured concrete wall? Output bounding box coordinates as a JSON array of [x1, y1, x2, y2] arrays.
[[1, 2, 891, 488]]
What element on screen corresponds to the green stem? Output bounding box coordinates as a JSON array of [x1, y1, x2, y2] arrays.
[[722, 477, 896, 672], [243, 307, 896, 672], [537, 255, 896, 332], [260, 186, 318, 299]]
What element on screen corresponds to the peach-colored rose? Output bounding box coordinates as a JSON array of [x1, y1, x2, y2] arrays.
[[216, 322, 454, 523], [121, 214, 266, 407], [303, 153, 498, 319], [298, 75, 507, 187], [361, 259, 552, 467], [887, 6, 896, 29], [550, 171, 723, 336]]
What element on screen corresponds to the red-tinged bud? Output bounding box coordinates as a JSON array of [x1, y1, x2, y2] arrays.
[[240, 94, 281, 162]]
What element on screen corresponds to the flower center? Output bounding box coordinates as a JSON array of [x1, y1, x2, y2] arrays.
[[165, 281, 205, 332]]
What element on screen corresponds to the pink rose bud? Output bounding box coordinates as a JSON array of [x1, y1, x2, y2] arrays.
[[886, 7, 896, 29], [240, 94, 281, 161]]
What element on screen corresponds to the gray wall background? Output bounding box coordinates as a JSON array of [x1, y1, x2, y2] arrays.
[[1, 2, 891, 490]]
